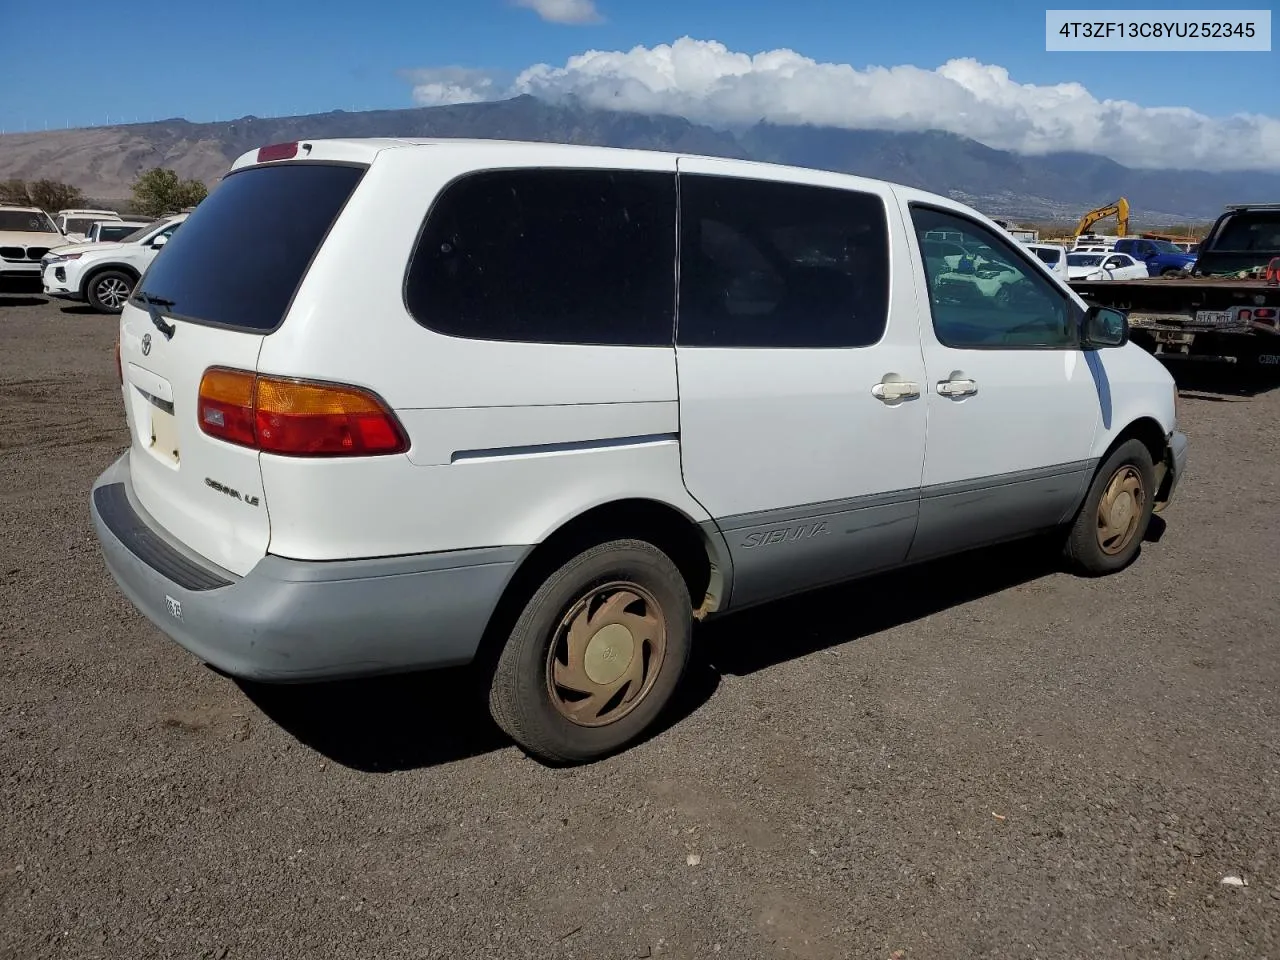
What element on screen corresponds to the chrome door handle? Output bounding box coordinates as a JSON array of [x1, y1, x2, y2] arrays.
[[936, 378, 978, 398], [872, 380, 921, 402]]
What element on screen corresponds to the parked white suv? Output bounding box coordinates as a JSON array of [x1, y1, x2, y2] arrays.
[[1024, 242, 1069, 280], [85, 219, 151, 244], [42, 214, 186, 312], [89, 138, 1188, 764], [0, 205, 62, 280], [56, 208, 123, 243]]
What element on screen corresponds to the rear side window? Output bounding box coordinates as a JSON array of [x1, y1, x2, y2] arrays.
[[405, 169, 676, 346], [1210, 211, 1280, 252], [134, 163, 364, 331], [676, 174, 890, 349]]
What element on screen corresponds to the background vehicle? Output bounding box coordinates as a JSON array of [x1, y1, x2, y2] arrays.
[[0, 205, 61, 282], [85, 219, 150, 244], [1111, 237, 1197, 276], [56, 208, 122, 243], [1066, 251, 1149, 281], [1024, 242, 1069, 279], [88, 138, 1185, 766], [41, 214, 186, 312], [1070, 203, 1280, 366]]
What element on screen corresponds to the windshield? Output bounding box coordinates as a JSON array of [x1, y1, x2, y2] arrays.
[[0, 210, 57, 233], [1148, 240, 1183, 253], [1210, 212, 1280, 253], [134, 163, 365, 330], [119, 219, 169, 243], [1068, 254, 1104, 266]]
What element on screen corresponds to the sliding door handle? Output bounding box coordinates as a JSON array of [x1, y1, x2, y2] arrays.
[[872, 379, 921, 402], [937, 378, 978, 398]]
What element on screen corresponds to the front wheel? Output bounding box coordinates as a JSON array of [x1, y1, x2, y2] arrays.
[[488, 539, 692, 765], [85, 270, 135, 313], [1063, 439, 1157, 576]]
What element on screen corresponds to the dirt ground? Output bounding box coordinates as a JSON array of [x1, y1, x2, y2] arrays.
[[2, 290, 1279, 960]]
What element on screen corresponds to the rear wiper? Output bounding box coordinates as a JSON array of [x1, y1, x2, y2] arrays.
[[135, 291, 176, 340]]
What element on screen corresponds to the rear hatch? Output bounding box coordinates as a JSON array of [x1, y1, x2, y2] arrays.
[[118, 160, 367, 576]]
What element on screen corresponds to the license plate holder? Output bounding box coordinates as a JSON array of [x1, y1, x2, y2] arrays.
[[1195, 309, 1232, 325]]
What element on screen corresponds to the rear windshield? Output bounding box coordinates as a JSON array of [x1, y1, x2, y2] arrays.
[[1031, 247, 1061, 264], [1208, 211, 1280, 253], [134, 163, 364, 331]]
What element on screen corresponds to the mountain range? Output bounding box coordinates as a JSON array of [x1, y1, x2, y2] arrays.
[[1, 94, 1274, 223]]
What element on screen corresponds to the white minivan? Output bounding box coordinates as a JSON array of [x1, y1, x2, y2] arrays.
[[90, 138, 1188, 764]]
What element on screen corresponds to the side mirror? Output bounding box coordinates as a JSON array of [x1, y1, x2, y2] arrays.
[[151, 235, 168, 249], [1081, 305, 1128, 348]]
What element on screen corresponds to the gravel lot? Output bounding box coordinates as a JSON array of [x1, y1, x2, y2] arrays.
[[2, 290, 1279, 960]]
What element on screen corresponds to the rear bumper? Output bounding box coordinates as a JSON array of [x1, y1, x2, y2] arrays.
[[89, 454, 526, 682]]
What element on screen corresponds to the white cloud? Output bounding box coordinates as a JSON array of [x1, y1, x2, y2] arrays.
[[404, 37, 1280, 171], [400, 67, 501, 106], [513, 0, 603, 25]]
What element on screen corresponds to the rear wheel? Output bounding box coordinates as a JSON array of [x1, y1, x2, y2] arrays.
[[488, 539, 692, 765], [1063, 439, 1157, 576], [86, 270, 135, 313]]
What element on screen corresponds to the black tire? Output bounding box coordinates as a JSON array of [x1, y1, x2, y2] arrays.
[[1159, 268, 1182, 277], [488, 539, 692, 765], [1063, 439, 1157, 576], [85, 269, 135, 314]]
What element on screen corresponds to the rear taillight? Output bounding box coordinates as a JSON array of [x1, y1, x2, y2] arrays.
[[256, 142, 299, 163], [197, 368, 408, 457]]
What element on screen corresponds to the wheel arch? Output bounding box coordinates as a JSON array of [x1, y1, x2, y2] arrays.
[[472, 497, 732, 678], [79, 261, 140, 299], [1096, 415, 1174, 506]]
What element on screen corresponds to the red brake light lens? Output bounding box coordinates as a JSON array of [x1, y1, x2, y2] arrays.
[[197, 368, 408, 457], [256, 142, 299, 163]]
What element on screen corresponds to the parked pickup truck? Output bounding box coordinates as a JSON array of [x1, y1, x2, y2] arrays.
[[1069, 203, 1280, 367], [1111, 237, 1198, 276]]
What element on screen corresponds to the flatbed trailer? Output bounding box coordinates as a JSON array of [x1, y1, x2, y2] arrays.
[[1067, 204, 1280, 367]]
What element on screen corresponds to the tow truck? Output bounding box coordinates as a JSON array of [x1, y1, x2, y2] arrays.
[[1068, 203, 1280, 367]]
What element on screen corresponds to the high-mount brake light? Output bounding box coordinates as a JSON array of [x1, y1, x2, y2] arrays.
[[256, 142, 299, 163], [197, 368, 408, 457]]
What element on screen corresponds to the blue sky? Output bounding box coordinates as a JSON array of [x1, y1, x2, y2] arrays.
[[3, 0, 1276, 168]]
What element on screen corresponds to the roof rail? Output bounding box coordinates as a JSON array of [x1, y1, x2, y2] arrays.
[[1223, 203, 1280, 211]]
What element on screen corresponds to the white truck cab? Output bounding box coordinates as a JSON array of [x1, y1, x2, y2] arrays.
[[89, 138, 1188, 764]]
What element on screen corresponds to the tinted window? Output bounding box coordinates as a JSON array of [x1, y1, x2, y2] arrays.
[[677, 175, 889, 348], [99, 225, 140, 241], [1211, 211, 1280, 253], [1032, 248, 1060, 265], [406, 169, 675, 346], [0, 211, 56, 232], [134, 163, 363, 331], [912, 206, 1076, 349]]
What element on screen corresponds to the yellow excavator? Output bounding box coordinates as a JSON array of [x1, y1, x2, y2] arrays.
[[1074, 198, 1130, 237]]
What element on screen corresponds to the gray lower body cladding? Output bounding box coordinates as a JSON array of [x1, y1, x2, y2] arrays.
[[90, 454, 524, 683], [709, 460, 1099, 611]]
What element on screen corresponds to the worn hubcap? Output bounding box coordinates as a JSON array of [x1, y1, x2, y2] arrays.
[[546, 582, 666, 727], [1096, 465, 1145, 555], [97, 278, 130, 308]]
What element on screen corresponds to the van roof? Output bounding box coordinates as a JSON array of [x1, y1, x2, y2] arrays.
[[226, 136, 974, 219]]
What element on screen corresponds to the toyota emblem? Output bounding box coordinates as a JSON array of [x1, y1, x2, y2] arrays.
[[141, 333, 152, 356]]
